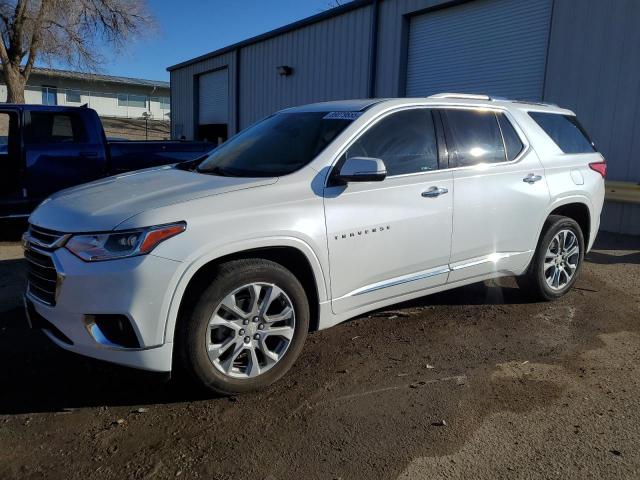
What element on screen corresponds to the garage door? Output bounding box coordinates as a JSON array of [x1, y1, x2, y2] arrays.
[[198, 68, 228, 124], [406, 0, 552, 101]]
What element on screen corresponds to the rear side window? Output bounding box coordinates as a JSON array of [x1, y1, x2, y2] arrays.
[[443, 109, 505, 167], [345, 108, 439, 176], [25, 112, 88, 144], [497, 113, 524, 161], [529, 112, 595, 154]]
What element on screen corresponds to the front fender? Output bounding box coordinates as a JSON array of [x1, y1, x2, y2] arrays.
[[160, 235, 328, 344]]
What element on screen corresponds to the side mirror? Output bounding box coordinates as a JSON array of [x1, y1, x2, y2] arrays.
[[338, 157, 387, 183]]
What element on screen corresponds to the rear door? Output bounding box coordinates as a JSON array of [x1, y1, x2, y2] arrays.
[[23, 110, 108, 200], [442, 107, 550, 282], [324, 108, 453, 315]]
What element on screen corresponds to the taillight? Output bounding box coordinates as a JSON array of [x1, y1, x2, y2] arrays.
[[589, 161, 606, 178]]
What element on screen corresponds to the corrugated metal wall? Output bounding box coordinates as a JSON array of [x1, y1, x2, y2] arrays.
[[169, 51, 235, 140], [544, 0, 640, 235], [238, 6, 372, 128]]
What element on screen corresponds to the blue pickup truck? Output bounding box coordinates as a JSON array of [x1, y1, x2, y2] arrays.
[[0, 104, 214, 218]]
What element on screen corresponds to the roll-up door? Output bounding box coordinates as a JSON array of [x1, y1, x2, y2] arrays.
[[406, 0, 552, 101]]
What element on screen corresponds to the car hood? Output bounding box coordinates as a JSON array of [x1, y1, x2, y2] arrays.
[[29, 166, 277, 232]]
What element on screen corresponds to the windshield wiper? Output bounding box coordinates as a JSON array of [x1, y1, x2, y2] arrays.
[[196, 165, 236, 177]]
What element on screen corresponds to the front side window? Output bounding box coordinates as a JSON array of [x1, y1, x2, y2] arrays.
[[443, 109, 506, 167], [344, 109, 439, 176], [25, 112, 87, 144], [529, 112, 595, 154], [196, 112, 353, 177]]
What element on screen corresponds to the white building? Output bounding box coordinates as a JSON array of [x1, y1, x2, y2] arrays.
[[0, 67, 170, 120]]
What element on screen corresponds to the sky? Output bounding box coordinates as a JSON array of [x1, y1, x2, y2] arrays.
[[88, 0, 337, 82]]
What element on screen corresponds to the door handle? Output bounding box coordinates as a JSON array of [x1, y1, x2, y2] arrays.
[[79, 151, 98, 158], [421, 186, 449, 198], [523, 173, 542, 184]]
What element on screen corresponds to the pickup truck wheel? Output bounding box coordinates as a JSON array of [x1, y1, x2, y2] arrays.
[[517, 215, 585, 301], [176, 259, 309, 395]]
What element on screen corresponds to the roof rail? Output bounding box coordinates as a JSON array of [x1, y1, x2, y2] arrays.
[[428, 93, 491, 100]]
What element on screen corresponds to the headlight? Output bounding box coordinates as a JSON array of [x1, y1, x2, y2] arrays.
[[65, 222, 186, 262]]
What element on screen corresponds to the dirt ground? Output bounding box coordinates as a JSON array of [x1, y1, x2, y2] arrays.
[[0, 222, 639, 480], [101, 118, 170, 141]]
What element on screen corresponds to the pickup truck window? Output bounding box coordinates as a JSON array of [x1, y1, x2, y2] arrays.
[[0, 113, 10, 154], [197, 112, 352, 177], [25, 112, 88, 144]]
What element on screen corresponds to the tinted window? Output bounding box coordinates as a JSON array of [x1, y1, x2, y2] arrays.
[[345, 109, 438, 176], [197, 112, 353, 177], [0, 113, 10, 154], [25, 112, 87, 144], [443, 110, 505, 167], [529, 112, 595, 154], [497, 113, 524, 161]]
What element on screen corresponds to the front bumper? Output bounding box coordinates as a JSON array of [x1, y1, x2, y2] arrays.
[[25, 247, 181, 372]]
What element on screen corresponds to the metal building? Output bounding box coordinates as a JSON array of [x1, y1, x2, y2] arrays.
[[168, 0, 640, 235]]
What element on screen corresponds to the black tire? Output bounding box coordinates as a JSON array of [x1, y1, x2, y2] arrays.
[[517, 215, 585, 301], [175, 259, 309, 395]]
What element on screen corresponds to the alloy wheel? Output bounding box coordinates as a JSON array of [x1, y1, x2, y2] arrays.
[[206, 283, 296, 379], [543, 229, 580, 291]]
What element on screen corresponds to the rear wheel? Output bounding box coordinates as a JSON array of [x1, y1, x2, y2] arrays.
[[517, 215, 585, 301], [176, 259, 309, 395]]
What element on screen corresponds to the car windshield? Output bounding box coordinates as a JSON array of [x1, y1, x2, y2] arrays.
[[196, 112, 354, 177]]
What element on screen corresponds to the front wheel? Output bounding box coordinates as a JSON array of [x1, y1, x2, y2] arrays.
[[175, 259, 309, 395], [517, 215, 585, 301]]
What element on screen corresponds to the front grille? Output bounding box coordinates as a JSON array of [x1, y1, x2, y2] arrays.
[[25, 247, 58, 305], [24, 224, 68, 306], [27, 225, 68, 249]]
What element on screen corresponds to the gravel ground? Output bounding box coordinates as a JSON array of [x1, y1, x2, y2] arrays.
[[0, 221, 639, 480]]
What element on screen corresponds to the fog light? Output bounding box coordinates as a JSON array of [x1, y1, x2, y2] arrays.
[[85, 314, 140, 348]]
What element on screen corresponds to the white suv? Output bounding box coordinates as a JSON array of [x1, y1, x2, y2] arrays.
[[24, 94, 606, 394]]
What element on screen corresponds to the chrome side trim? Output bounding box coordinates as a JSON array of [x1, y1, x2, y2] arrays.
[[347, 265, 451, 297], [450, 251, 531, 271]]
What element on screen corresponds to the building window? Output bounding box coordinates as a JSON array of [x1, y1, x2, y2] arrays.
[[117, 94, 147, 108], [160, 97, 170, 109], [41, 86, 57, 105], [66, 90, 81, 103]]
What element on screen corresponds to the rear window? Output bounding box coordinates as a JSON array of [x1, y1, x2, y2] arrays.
[[25, 112, 88, 144], [529, 112, 595, 154]]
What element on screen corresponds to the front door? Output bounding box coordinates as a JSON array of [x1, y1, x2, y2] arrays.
[[440, 107, 550, 282], [0, 110, 23, 216], [324, 108, 453, 315]]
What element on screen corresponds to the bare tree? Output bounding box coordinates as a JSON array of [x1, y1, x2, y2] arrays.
[[0, 0, 152, 103]]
